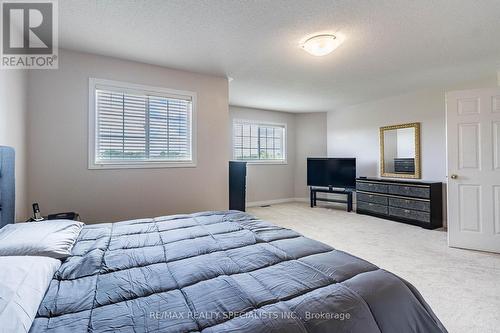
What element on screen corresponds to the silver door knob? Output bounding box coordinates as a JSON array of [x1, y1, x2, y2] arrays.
[[450, 174, 458, 179]]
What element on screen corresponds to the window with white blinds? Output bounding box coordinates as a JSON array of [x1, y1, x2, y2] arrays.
[[89, 79, 196, 169], [232, 120, 286, 162]]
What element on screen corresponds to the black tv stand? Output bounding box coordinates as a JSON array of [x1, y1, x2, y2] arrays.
[[310, 187, 353, 212]]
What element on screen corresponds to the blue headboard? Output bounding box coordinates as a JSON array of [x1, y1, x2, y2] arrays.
[[0, 146, 15, 228]]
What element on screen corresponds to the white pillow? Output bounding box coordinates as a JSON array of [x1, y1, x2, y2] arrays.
[[0, 220, 84, 259], [0, 256, 61, 333]]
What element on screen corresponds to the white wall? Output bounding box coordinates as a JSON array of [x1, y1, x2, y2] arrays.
[[27, 50, 229, 223], [294, 112, 327, 198], [229, 106, 296, 203], [327, 89, 447, 181], [396, 128, 415, 158], [327, 77, 497, 181], [229, 107, 327, 203], [383, 130, 398, 172], [327, 77, 498, 224], [0, 70, 28, 221], [230, 77, 497, 207]]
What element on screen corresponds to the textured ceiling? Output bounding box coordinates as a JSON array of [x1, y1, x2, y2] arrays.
[[59, 0, 500, 112]]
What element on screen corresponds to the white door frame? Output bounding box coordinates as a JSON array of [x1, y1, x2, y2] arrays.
[[446, 88, 500, 253]]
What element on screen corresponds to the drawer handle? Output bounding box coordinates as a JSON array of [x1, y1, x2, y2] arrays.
[[405, 200, 410, 204], [404, 209, 410, 213], [369, 195, 373, 198]]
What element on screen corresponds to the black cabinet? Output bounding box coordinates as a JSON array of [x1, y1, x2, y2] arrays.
[[229, 161, 247, 212], [356, 178, 443, 229]]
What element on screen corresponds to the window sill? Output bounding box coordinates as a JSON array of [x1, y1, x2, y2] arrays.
[[88, 161, 197, 170], [239, 160, 288, 166]]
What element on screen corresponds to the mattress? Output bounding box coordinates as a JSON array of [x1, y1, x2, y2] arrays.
[[29, 211, 447, 332]]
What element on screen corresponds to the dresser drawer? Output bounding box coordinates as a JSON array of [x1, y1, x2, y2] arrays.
[[357, 201, 388, 215], [388, 184, 430, 199], [389, 197, 430, 212], [356, 182, 388, 194], [389, 207, 430, 223], [357, 192, 388, 205]]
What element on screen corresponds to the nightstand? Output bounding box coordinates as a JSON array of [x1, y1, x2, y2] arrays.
[[26, 212, 80, 222]]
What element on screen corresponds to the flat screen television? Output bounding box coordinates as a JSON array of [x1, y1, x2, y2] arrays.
[[307, 158, 356, 189]]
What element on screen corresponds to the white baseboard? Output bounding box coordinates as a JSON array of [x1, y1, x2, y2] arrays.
[[246, 197, 309, 207], [246, 198, 295, 207], [246, 197, 358, 210]]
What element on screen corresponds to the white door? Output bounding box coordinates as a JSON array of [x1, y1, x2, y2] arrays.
[[446, 88, 500, 253]]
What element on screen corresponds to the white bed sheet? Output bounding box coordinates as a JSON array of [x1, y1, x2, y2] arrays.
[[0, 256, 61, 333]]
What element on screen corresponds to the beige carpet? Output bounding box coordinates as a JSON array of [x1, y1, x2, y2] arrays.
[[248, 202, 500, 333]]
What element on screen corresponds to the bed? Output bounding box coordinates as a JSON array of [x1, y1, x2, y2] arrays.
[[0, 146, 448, 333]]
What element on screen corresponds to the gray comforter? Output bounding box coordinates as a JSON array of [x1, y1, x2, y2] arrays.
[[30, 211, 447, 333]]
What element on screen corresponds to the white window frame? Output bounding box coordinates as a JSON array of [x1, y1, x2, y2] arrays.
[[232, 119, 287, 165], [88, 78, 197, 169]]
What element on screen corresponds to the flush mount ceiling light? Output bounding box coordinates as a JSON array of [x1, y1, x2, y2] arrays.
[[301, 34, 343, 56]]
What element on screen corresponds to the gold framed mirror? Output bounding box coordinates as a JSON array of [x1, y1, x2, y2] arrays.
[[380, 122, 421, 179]]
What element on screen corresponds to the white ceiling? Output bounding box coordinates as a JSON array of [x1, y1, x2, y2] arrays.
[[60, 0, 500, 112]]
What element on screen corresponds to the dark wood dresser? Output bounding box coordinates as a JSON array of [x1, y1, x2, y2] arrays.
[[356, 178, 443, 229]]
